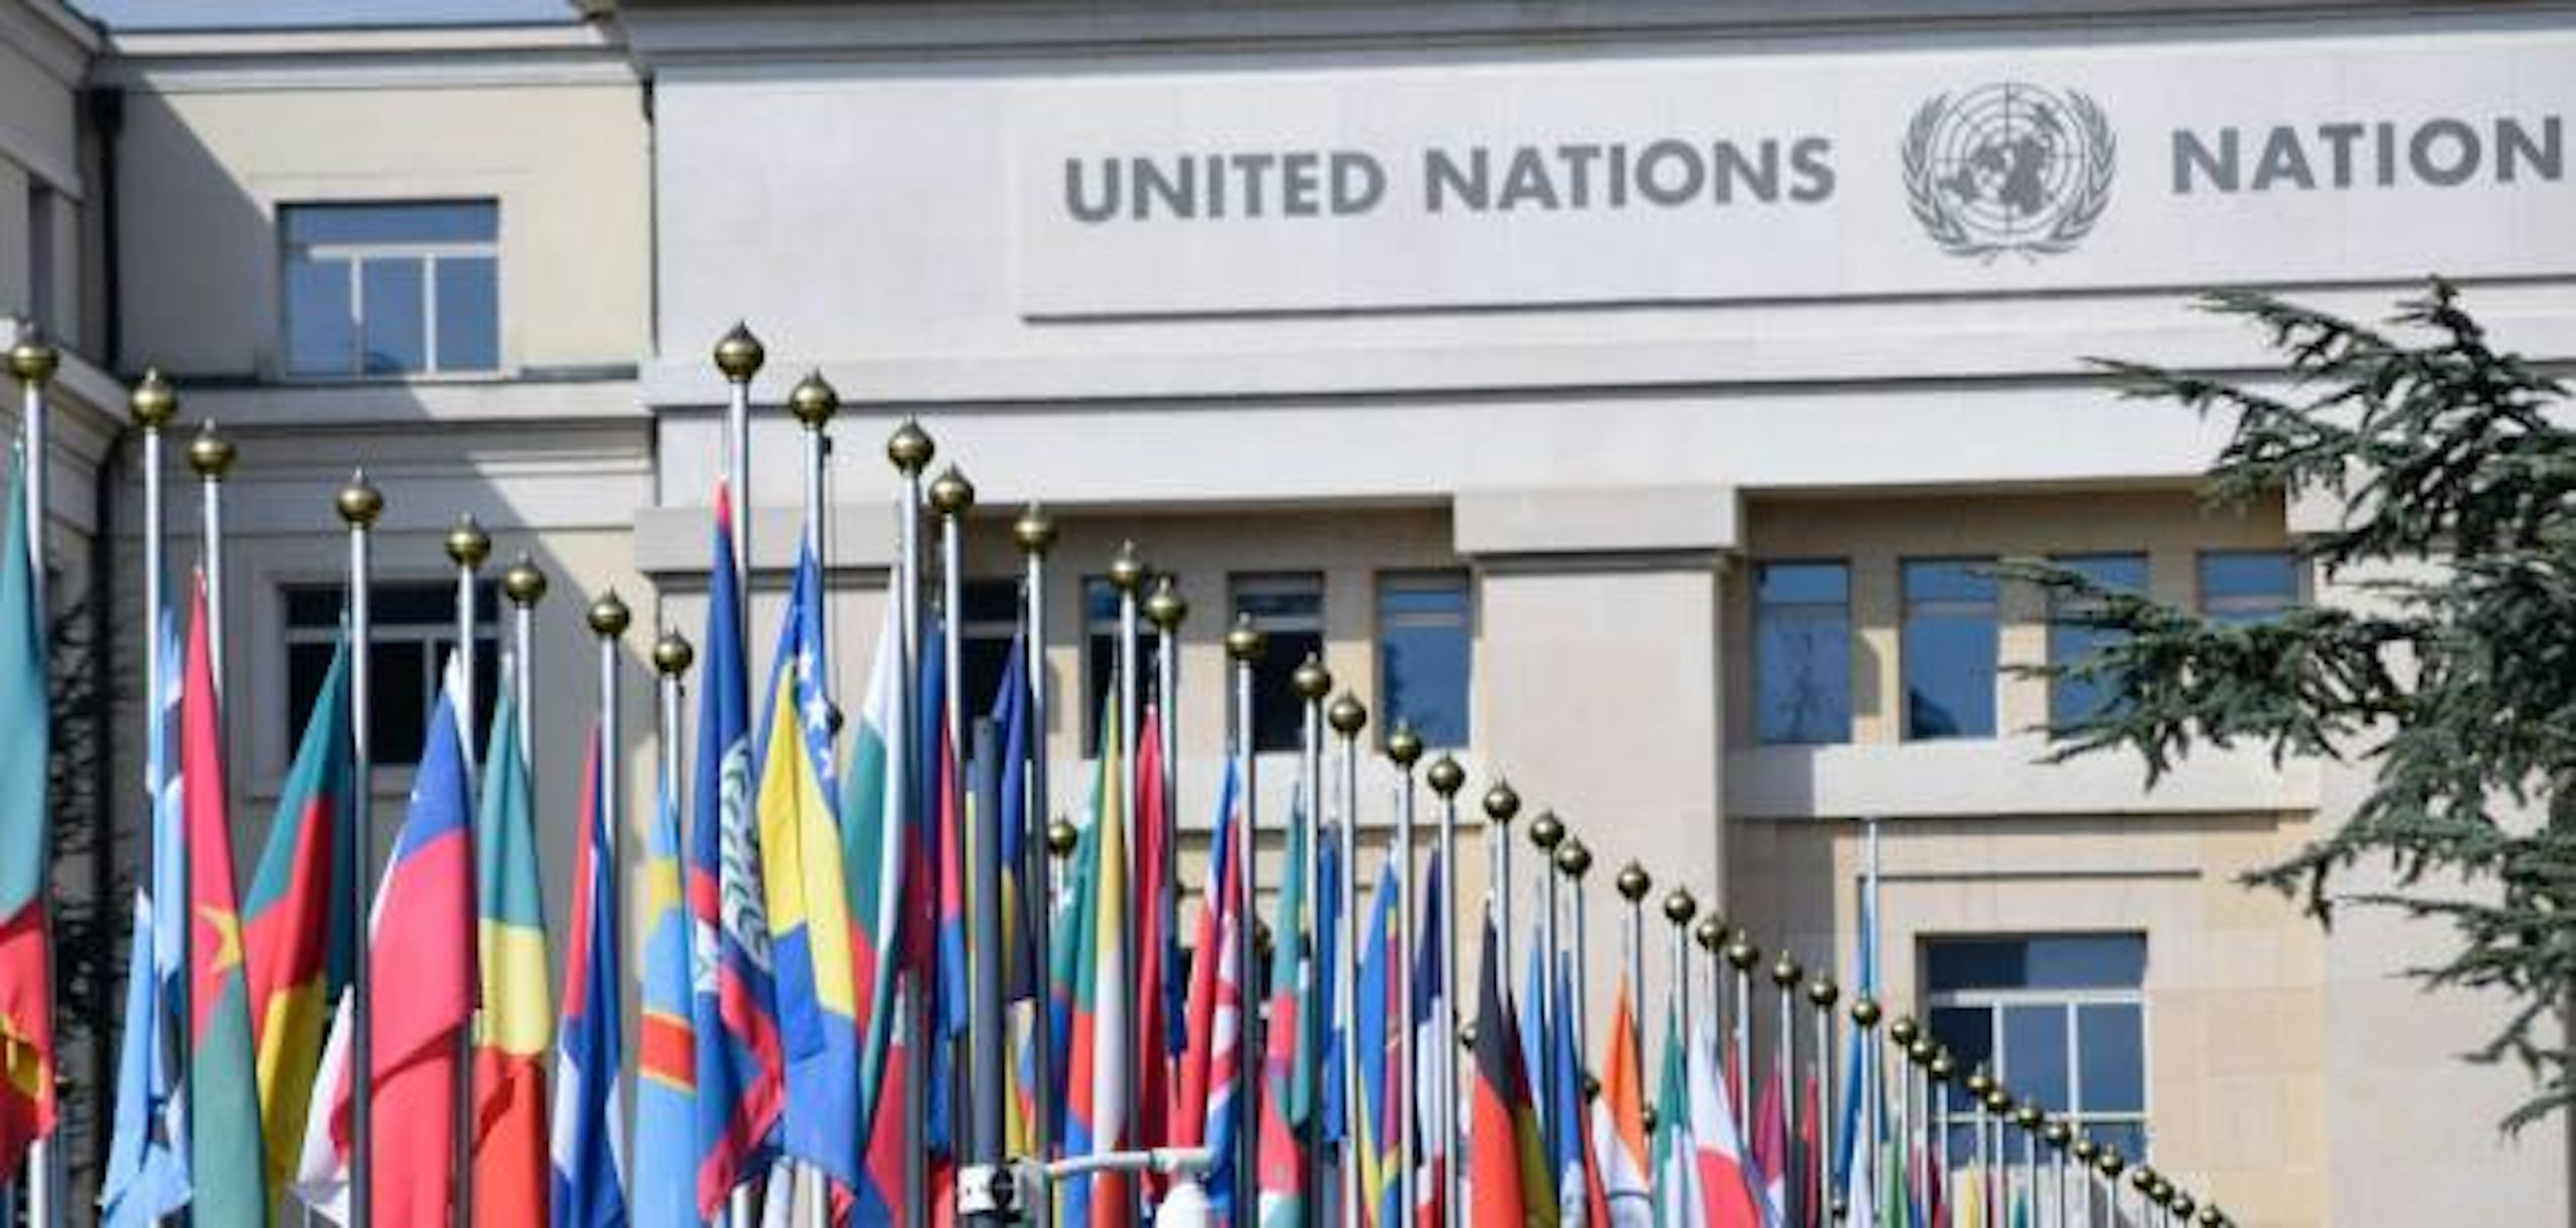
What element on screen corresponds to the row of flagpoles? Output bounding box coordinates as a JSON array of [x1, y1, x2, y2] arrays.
[[0, 325, 2245, 1228]]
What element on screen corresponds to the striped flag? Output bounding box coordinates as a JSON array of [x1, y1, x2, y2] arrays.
[[0, 451, 54, 1182], [1173, 761, 1243, 1224], [100, 607, 189, 1227], [1688, 1018, 1764, 1228], [689, 486, 783, 1214], [841, 563, 911, 1208], [474, 676, 551, 1223], [1409, 854, 1448, 1228], [1752, 1068, 1788, 1228], [182, 571, 270, 1222], [1354, 864, 1399, 1228], [244, 638, 352, 1200], [633, 693, 696, 1228], [1593, 981, 1652, 1228], [1469, 913, 1548, 1228], [1063, 691, 1132, 1228], [759, 544, 866, 1186], [1252, 795, 1312, 1228], [551, 726, 626, 1227], [1133, 704, 1173, 1154], [1651, 1005, 1701, 1228]]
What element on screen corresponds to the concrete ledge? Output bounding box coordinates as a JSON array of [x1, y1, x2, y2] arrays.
[[1727, 736, 2317, 820], [633, 503, 896, 580], [1453, 484, 1739, 559]]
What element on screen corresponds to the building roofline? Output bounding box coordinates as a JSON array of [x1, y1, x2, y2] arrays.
[[94, 19, 634, 91]]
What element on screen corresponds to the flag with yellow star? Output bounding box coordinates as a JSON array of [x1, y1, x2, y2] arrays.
[[184, 569, 268, 1221]]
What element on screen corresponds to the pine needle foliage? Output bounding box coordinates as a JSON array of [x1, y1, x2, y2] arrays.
[[2013, 280, 2576, 1131]]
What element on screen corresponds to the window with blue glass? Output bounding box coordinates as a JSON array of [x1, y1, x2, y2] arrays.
[[1902, 559, 1998, 740], [282, 201, 500, 378], [1925, 934, 2149, 1162], [1754, 561, 1851, 745], [1378, 571, 1471, 748], [1234, 573, 1325, 753], [2049, 553, 2149, 731], [1082, 575, 1166, 757], [2198, 551, 2298, 624]]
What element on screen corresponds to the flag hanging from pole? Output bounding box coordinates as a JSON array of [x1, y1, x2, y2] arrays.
[[1063, 689, 1132, 1228], [1354, 864, 1399, 1228], [101, 608, 190, 1228], [633, 697, 696, 1228], [1687, 1017, 1764, 1228], [843, 564, 912, 1204], [1252, 793, 1313, 1228], [1650, 1005, 1701, 1228], [1591, 980, 1651, 1228], [1132, 703, 1173, 1155], [551, 726, 627, 1227], [1548, 956, 1587, 1223], [1173, 761, 1244, 1225], [689, 486, 783, 1215], [1409, 854, 1448, 1228], [0, 451, 55, 1182], [1468, 912, 1549, 1228], [244, 637, 353, 1200], [474, 676, 551, 1225], [182, 570, 270, 1223]]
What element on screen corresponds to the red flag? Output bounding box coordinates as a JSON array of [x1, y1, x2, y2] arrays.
[[1132, 708, 1173, 1154], [1469, 916, 1545, 1228], [1799, 1070, 1821, 1228]]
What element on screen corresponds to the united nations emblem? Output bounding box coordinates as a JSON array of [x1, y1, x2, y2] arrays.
[[1903, 82, 2115, 260]]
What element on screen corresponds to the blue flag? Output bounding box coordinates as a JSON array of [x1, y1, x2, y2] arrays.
[[1548, 953, 1585, 1209], [100, 612, 190, 1228], [1317, 822, 1345, 1146], [552, 730, 628, 1228], [631, 698, 696, 1227]]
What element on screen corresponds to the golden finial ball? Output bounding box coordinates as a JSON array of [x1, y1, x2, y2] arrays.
[[1661, 887, 1697, 926], [1528, 811, 1564, 850], [2044, 1121, 2071, 1148], [788, 371, 839, 429], [1906, 1036, 1935, 1066], [2098, 1149, 2125, 1178], [6, 335, 57, 385], [1851, 997, 1881, 1029], [1291, 655, 1332, 702], [1555, 838, 1591, 879], [503, 551, 548, 607], [588, 590, 631, 638], [187, 421, 235, 480], [1144, 575, 1187, 631], [2171, 1194, 2196, 1218], [444, 514, 491, 569], [1983, 1084, 2010, 1113], [1616, 860, 1651, 902], [2014, 1103, 2042, 1131], [1582, 1072, 1600, 1101], [1806, 975, 1838, 1008], [712, 322, 765, 382], [1106, 541, 1148, 593], [1047, 818, 1079, 858], [2129, 1167, 2155, 1194], [1328, 691, 1367, 736], [1693, 916, 1724, 952], [1386, 722, 1423, 767], [653, 630, 696, 677], [1427, 754, 1466, 798], [928, 465, 975, 517], [1459, 1021, 1477, 1050], [887, 418, 934, 474], [1224, 613, 1265, 663], [1641, 1104, 1658, 1135], [2072, 1137, 2098, 1162], [1482, 779, 1521, 825], [1929, 1051, 1955, 1081], [2196, 1205, 2222, 1227], [335, 471, 383, 527], [1724, 933, 1759, 971], [129, 370, 177, 429], [1012, 504, 1055, 555], [1966, 1069, 1993, 1098], [1770, 953, 1801, 987], [1888, 1017, 1920, 1047]]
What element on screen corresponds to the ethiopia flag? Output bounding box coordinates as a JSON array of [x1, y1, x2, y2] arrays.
[[244, 639, 352, 1198], [474, 675, 551, 1223], [182, 571, 268, 1222], [0, 452, 54, 1180]]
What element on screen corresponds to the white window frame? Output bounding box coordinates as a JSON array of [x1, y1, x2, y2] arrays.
[[1375, 569, 1474, 747], [1900, 556, 2002, 740], [1925, 941, 2152, 1154], [2195, 549, 2302, 622], [280, 201, 500, 380], [282, 579, 498, 765]]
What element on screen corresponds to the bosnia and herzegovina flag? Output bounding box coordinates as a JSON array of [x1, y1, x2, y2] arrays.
[[841, 570, 910, 1218], [759, 542, 866, 1188], [473, 673, 550, 1223], [182, 570, 269, 1223], [690, 486, 782, 1216], [0, 451, 55, 1182], [1470, 912, 1552, 1228], [244, 638, 352, 1199], [633, 693, 697, 1228], [553, 726, 626, 1228]]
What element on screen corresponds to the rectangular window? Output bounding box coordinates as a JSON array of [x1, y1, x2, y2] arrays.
[[1926, 934, 2150, 1162], [284, 581, 499, 766], [25, 184, 55, 335], [1081, 577, 1166, 756], [2049, 553, 2149, 731], [1902, 559, 1998, 740], [1234, 573, 1324, 754], [1377, 571, 1471, 748], [2198, 551, 2298, 624], [282, 201, 499, 378], [1754, 561, 1851, 745], [959, 578, 1020, 722]]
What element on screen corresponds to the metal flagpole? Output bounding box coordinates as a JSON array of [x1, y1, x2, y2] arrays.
[[7, 333, 52, 1228], [888, 419, 934, 1228], [188, 421, 234, 701], [933, 463, 977, 1225], [1295, 659, 1342, 1228], [2014, 1104, 2040, 1228], [1770, 952, 1800, 1225], [1849, 997, 1882, 1226], [1527, 811, 1564, 1120], [790, 371, 838, 575], [131, 374, 173, 1160], [1428, 757, 1470, 1228], [1808, 976, 1839, 1224], [1890, 1021, 1921, 1215], [965, 718, 1007, 1225], [1727, 933, 1758, 1142], [446, 514, 490, 1228], [714, 323, 762, 616], [1913, 1034, 1938, 1221], [1931, 1050, 1957, 1219], [1385, 726, 1424, 1228], [1691, 919, 1721, 1086], [504, 555, 545, 787], [1482, 781, 1519, 997], [1222, 616, 1266, 1224], [1617, 863, 1650, 1062], [337, 471, 384, 1228], [2043, 1122, 2070, 1228], [1106, 539, 1146, 1180], [1327, 687, 1364, 1228], [2076, 1139, 2104, 1228], [1965, 1070, 1991, 1222], [1662, 889, 1695, 1055], [1014, 506, 1059, 1223], [1558, 839, 1591, 1077], [1146, 573, 1185, 1000], [2129, 1166, 2156, 1228]]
